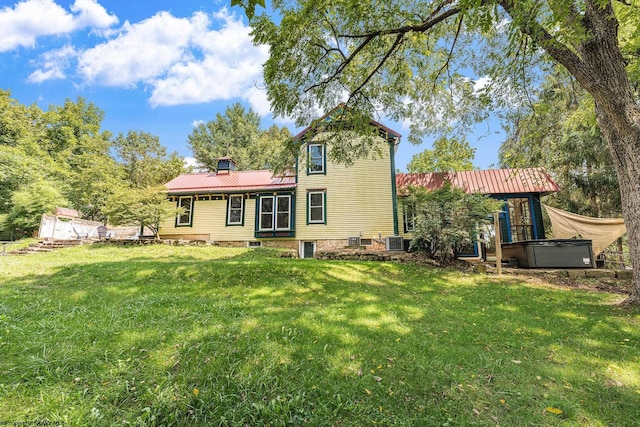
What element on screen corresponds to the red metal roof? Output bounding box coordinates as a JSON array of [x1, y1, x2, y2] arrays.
[[165, 170, 296, 194], [396, 168, 560, 196]]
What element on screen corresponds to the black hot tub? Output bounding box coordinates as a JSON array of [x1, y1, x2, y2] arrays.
[[501, 239, 594, 269]]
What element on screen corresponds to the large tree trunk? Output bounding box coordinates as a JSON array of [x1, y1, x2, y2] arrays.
[[502, 1, 640, 303], [593, 99, 640, 304], [572, 2, 640, 304]]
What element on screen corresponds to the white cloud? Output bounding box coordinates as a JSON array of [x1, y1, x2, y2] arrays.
[[21, 5, 274, 116], [184, 156, 207, 172], [0, 0, 116, 52], [78, 11, 207, 87], [191, 119, 205, 127], [473, 75, 492, 93], [243, 87, 272, 117], [27, 68, 63, 83], [27, 44, 77, 82], [70, 0, 118, 29], [69, 8, 271, 114], [147, 9, 269, 109], [184, 156, 198, 167]]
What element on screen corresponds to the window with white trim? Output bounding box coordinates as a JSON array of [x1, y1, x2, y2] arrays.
[[276, 196, 291, 229], [227, 195, 244, 225], [259, 195, 292, 231], [403, 202, 416, 232], [308, 144, 325, 174], [308, 191, 325, 224], [176, 196, 194, 226]]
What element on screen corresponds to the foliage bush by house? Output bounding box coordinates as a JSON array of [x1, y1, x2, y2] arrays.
[[406, 183, 501, 259]]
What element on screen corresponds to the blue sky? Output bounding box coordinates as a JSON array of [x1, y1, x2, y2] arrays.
[[0, 0, 504, 171]]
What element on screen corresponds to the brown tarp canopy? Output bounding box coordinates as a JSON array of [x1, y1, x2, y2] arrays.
[[542, 204, 626, 255]]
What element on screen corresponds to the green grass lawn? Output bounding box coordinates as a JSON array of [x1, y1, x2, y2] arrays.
[[0, 244, 638, 426]]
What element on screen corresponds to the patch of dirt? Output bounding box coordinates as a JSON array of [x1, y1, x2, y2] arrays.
[[403, 253, 634, 297], [400, 252, 475, 270]]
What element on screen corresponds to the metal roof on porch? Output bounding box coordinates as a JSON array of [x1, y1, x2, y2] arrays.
[[396, 168, 560, 196]]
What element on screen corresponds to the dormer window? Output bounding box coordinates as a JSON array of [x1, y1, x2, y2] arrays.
[[307, 144, 325, 174]]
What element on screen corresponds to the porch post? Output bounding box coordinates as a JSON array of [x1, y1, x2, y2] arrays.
[[494, 212, 502, 275]]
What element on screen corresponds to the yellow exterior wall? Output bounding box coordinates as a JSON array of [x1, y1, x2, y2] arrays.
[[159, 136, 401, 245], [296, 137, 398, 242], [159, 197, 257, 242], [397, 196, 414, 240]]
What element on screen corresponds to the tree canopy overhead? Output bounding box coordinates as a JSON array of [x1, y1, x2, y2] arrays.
[[252, 0, 520, 142], [499, 65, 621, 218], [247, 0, 640, 304]]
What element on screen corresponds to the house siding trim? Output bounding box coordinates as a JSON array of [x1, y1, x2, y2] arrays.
[[390, 142, 399, 235], [531, 195, 545, 239]]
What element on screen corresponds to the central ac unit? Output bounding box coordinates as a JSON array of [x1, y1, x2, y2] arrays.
[[385, 236, 404, 251], [347, 236, 361, 246]]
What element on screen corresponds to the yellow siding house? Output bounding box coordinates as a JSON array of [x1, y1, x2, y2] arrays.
[[159, 110, 403, 258]]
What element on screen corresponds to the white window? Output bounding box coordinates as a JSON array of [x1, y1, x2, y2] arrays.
[[276, 196, 291, 230], [177, 196, 193, 226], [403, 203, 415, 232], [308, 191, 325, 224], [259, 195, 291, 231], [259, 197, 274, 231], [227, 195, 244, 225], [308, 144, 325, 174]]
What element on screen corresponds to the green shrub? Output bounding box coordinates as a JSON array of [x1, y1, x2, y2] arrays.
[[407, 183, 501, 259]]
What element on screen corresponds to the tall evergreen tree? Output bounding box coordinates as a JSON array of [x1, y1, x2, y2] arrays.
[[113, 130, 185, 188], [188, 103, 291, 171]]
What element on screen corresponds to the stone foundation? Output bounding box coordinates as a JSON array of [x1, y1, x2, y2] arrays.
[[261, 240, 298, 250], [314, 249, 407, 262], [160, 234, 210, 241], [213, 241, 250, 248], [315, 239, 349, 252], [212, 240, 297, 250], [315, 239, 386, 252]]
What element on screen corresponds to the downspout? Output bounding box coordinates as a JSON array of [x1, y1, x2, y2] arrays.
[[390, 140, 399, 236]]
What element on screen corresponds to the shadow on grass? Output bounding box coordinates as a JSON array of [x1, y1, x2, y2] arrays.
[[1, 247, 639, 426]]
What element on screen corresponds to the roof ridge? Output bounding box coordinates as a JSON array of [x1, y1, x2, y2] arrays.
[[398, 167, 549, 175], [396, 167, 559, 195]]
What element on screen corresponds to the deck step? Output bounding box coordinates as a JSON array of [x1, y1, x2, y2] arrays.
[[6, 239, 93, 256]]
